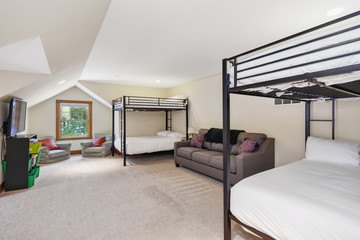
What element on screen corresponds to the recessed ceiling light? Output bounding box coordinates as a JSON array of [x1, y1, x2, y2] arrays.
[[58, 80, 66, 85], [155, 80, 160, 83], [326, 7, 344, 16]]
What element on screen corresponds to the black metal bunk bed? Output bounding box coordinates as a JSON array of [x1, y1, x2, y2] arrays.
[[112, 96, 188, 166], [222, 10, 360, 240]]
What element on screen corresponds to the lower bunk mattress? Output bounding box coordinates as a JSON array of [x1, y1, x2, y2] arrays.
[[114, 136, 182, 155], [230, 160, 360, 240]]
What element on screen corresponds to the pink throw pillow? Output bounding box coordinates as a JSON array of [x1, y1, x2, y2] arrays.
[[237, 139, 257, 155], [38, 138, 59, 150], [93, 137, 106, 147], [189, 134, 205, 148]]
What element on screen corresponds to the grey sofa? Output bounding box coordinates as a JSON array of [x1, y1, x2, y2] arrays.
[[174, 129, 275, 185]]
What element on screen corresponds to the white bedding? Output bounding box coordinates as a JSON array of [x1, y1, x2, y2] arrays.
[[114, 136, 182, 155], [231, 160, 360, 240], [230, 17, 360, 94]]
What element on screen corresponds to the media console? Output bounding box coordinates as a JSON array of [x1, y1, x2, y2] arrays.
[[4, 134, 39, 191]]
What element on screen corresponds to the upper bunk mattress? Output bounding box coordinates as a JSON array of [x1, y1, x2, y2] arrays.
[[231, 160, 360, 240]]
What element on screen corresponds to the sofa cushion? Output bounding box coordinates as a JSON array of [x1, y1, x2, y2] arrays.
[[84, 147, 103, 153], [198, 129, 209, 135], [210, 155, 236, 174], [205, 128, 245, 145], [239, 132, 267, 146], [204, 142, 239, 155], [211, 143, 223, 152], [48, 149, 67, 157], [192, 150, 223, 165], [202, 141, 212, 150], [177, 147, 206, 159]]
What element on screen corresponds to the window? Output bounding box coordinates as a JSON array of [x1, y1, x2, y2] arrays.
[[56, 100, 92, 140], [274, 99, 301, 106]]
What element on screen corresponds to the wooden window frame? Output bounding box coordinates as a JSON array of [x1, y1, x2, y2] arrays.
[[56, 100, 92, 141]]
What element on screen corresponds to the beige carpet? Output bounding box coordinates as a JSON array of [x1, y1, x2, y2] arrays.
[[0, 152, 254, 240]]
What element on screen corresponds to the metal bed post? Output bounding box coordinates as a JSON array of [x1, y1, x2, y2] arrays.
[[222, 58, 231, 240], [186, 103, 189, 140], [120, 106, 123, 154], [112, 100, 115, 156], [332, 99, 335, 140], [169, 111, 172, 131], [305, 101, 310, 142], [123, 96, 127, 166], [165, 110, 168, 130]]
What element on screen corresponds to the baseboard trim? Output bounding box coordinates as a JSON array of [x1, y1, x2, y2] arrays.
[[70, 150, 82, 155]]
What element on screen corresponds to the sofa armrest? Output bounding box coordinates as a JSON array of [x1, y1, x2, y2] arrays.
[[39, 146, 49, 154], [80, 142, 93, 150], [235, 138, 275, 179], [57, 143, 71, 151], [102, 141, 112, 149], [174, 141, 190, 158]]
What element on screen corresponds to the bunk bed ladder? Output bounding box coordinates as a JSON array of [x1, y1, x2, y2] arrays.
[[111, 101, 115, 156], [122, 102, 127, 166], [305, 99, 335, 142], [120, 109, 124, 152]]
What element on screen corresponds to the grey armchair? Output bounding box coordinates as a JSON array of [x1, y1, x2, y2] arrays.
[[80, 134, 112, 158], [38, 136, 71, 164]]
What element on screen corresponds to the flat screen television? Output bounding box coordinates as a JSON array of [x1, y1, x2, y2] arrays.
[[5, 98, 27, 137]]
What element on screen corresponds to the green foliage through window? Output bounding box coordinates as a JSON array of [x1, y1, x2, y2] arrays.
[[59, 103, 90, 138]]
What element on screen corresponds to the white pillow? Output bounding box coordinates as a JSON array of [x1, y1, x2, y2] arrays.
[[156, 131, 172, 137], [305, 136, 360, 166], [168, 132, 186, 139]]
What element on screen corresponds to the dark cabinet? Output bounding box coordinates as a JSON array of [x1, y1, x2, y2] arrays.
[[5, 134, 37, 191]]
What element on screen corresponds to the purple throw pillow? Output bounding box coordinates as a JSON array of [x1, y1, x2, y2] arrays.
[[237, 139, 257, 155], [190, 134, 205, 148]]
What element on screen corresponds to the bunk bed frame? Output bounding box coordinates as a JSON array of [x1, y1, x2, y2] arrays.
[[222, 10, 360, 240], [112, 96, 188, 166]]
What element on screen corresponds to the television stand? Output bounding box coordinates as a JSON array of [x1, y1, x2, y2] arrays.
[[4, 134, 38, 191]]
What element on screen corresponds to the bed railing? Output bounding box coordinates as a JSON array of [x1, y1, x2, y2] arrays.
[[113, 96, 187, 110], [229, 10, 360, 93]]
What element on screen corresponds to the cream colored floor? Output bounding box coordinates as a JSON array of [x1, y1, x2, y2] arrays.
[[0, 153, 254, 240]]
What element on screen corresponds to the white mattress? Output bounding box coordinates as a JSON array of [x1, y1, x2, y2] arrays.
[[231, 160, 360, 240], [230, 17, 360, 92], [114, 136, 182, 155]]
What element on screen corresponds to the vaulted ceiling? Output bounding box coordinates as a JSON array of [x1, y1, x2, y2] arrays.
[[1, 0, 360, 107]]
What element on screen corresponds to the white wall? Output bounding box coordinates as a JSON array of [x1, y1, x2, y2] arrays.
[[79, 81, 169, 137], [0, 101, 9, 184], [168, 74, 360, 166], [79, 81, 168, 103]]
